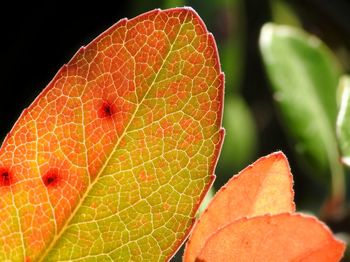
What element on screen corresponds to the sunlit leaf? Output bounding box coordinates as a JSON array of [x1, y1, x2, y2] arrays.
[[337, 75, 350, 166], [259, 23, 344, 192], [184, 152, 294, 262], [0, 8, 223, 261], [196, 213, 345, 261]]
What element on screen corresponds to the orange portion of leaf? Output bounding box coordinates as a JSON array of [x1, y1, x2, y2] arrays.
[[184, 152, 295, 262], [196, 213, 345, 262], [0, 8, 223, 261]]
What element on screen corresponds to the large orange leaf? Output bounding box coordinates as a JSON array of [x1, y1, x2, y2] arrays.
[[0, 8, 223, 261], [196, 213, 345, 261], [184, 152, 295, 262]]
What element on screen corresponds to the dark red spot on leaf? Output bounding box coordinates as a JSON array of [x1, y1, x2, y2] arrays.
[[42, 170, 59, 187], [98, 101, 114, 118], [0, 168, 12, 186]]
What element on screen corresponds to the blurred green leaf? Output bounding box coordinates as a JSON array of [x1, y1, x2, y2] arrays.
[[337, 75, 350, 166], [259, 24, 344, 196], [217, 96, 258, 174]]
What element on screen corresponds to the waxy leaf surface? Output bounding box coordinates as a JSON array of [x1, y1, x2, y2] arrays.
[[259, 23, 343, 184], [0, 8, 224, 261], [196, 213, 345, 262], [184, 152, 295, 262], [337, 75, 350, 166]]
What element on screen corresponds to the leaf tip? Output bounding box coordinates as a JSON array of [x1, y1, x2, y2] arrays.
[[259, 23, 276, 49], [269, 150, 287, 160], [268, 151, 296, 212]]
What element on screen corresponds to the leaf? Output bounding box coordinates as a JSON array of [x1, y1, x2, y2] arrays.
[[0, 8, 224, 261], [336, 75, 350, 166], [184, 152, 295, 262], [259, 23, 343, 185], [196, 213, 345, 262]]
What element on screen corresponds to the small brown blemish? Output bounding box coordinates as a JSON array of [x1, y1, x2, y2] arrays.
[[0, 168, 12, 186], [98, 101, 114, 118], [42, 170, 59, 187]]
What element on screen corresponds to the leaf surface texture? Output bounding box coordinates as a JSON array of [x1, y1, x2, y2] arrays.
[[0, 8, 223, 261]]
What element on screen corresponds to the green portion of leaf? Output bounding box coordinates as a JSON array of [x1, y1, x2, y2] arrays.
[[259, 23, 343, 186], [337, 75, 350, 166]]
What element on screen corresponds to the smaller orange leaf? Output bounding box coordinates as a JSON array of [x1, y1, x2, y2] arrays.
[[184, 152, 295, 262], [196, 213, 345, 262]]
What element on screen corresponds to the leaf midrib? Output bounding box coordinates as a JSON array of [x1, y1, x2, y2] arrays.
[[39, 11, 190, 261]]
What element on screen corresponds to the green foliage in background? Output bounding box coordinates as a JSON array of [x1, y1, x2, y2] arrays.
[[337, 76, 350, 167], [259, 24, 345, 202]]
